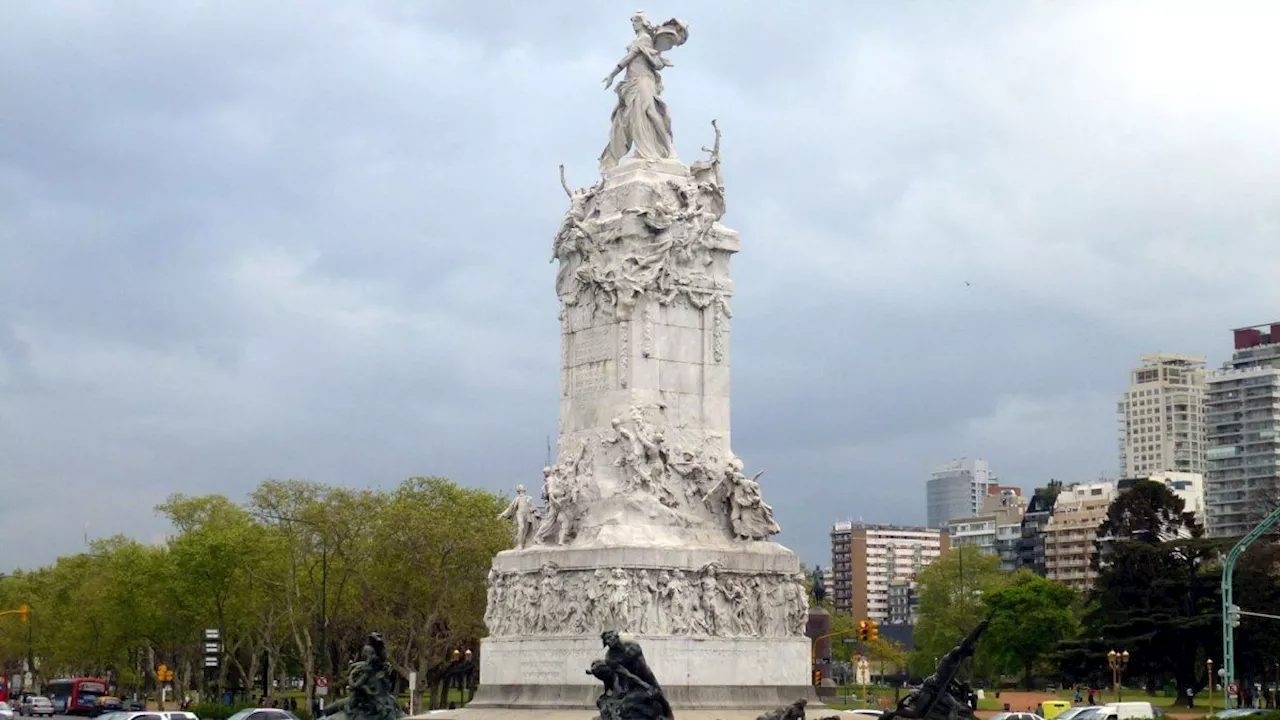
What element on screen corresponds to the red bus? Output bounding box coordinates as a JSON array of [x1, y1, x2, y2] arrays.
[[45, 678, 108, 715]]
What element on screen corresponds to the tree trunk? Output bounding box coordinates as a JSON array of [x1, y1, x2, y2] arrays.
[[1023, 661, 1034, 690]]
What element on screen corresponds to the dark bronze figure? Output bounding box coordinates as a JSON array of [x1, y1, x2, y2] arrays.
[[322, 632, 405, 720], [588, 631, 674, 720], [759, 698, 807, 720]]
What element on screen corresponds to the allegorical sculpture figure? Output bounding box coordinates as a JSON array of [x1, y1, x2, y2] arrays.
[[322, 633, 404, 720], [498, 484, 536, 549], [704, 458, 781, 541], [880, 616, 992, 720], [588, 631, 674, 720], [600, 11, 690, 171]]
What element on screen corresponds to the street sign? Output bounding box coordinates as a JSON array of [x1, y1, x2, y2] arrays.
[[205, 643, 220, 654], [1228, 682, 1239, 696], [204, 658, 218, 668], [316, 676, 329, 697], [842, 637, 859, 645], [204, 628, 220, 640]]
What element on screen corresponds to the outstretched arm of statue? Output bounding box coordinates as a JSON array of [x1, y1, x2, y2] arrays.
[[602, 49, 639, 89], [321, 697, 350, 717], [611, 664, 653, 691]]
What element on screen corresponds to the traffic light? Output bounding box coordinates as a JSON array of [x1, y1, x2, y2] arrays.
[[1228, 604, 1242, 628], [17, 604, 28, 624], [867, 620, 880, 643], [857, 620, 869, 642]]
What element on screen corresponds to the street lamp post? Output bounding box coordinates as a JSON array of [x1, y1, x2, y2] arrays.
[[1207, 659, 1214, 715], [1107, 649, 1130, 703]]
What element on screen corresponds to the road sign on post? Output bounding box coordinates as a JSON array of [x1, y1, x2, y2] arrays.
[[316, 676, 329, 697], [1228, 682, 1239, 697]]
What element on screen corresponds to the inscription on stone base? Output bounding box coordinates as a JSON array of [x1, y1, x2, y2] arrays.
[[572, 326, 616, 367], [570, 362, 611, 398]]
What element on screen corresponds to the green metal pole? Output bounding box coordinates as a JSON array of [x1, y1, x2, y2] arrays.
[[1222, 504, 1280, 708]]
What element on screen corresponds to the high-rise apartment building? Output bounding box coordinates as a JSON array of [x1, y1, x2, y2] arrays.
[[1118, 354, 1207, 479], [927, 458, 997, 529], [1016, 480, 1063, 576], [1206, 323, 1280, 537], [1043, 481, 1116, 593], [830, 522, 949, 623], [948, 487, 1027, 572]]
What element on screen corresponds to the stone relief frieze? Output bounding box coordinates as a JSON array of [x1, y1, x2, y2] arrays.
[[484, 563, 808, 639]]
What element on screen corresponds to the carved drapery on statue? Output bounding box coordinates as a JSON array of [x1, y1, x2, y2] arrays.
[[600, 12, 690, 172], [485, 563, 809, 639]]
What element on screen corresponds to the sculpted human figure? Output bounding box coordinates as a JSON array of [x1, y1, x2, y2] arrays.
[[534, 465, 574, 545], [483, 570, 502, 631], [587, 569, 608, 632], [608, 567, 633, 630], [321, 633, 403, 720], [704, 458, 781, 541], [497, 484, 536, 549], [759, 699, 806, 720], [600, 630, 674, 720], [536, 564, 561, 633], [600, 12, 690, 172], [698, 563, 731, 636], [631, 569, 659, 634], [665, 569, 693, 635], [788, 573, 809, 635], [603, 417, 643, 492]]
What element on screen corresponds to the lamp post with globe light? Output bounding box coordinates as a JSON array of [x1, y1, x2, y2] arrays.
[[1107, 650, 1130, 703]]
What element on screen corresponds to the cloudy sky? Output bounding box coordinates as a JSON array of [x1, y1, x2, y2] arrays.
[[3, 1, 1280, 571]]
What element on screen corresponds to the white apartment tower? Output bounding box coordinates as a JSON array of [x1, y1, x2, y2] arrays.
[[1206, 323, 1280, 537], [927, 458, 997, 529], [1117, 354, 1207, 479]]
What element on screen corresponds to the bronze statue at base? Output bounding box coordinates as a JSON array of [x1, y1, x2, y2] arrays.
[[587, 631, 675, 720], [322, 633, 406, 720]]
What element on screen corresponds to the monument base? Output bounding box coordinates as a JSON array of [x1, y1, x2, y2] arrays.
[[471, 635, 814, 710]]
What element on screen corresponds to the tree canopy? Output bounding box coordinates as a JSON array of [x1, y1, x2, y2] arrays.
[[0, 477, 510, 712]]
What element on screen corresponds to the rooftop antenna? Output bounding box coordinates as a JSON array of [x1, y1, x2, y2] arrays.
[[546, 436, 553, 467]]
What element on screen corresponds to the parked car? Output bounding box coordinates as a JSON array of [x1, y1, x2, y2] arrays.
[[1056, 706, 1106, 720], [991, 713, 1045, 720], [165, 712, 199, 720], [90, 697, 126, 717], [0, 701, 16, 720], [225, 708, 299, 720], [1099, 702, 1157, 720], [19, 697, 53, 718]]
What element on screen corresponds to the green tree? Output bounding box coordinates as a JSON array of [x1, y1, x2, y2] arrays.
[[360, 477, 509, 710], [983, 571, 1078, 688], [909, 545, 1009, 680]]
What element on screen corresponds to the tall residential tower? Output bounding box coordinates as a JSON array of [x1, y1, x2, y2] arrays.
[[1206, 323, 1280, 537], [927, 458, 997, 529], [1117, 354, 1207, 479]]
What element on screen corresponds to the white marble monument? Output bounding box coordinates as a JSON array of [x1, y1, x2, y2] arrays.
[[472, 11, 812, 711]]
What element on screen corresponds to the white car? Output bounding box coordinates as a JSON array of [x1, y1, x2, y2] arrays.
[[0, 701, 15, 720]]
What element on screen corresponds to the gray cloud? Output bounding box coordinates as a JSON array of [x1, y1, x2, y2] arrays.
[[3, 0, 1280, 570]]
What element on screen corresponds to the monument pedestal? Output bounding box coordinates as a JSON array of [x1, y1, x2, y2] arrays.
[[476, 20, 814, 714]]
